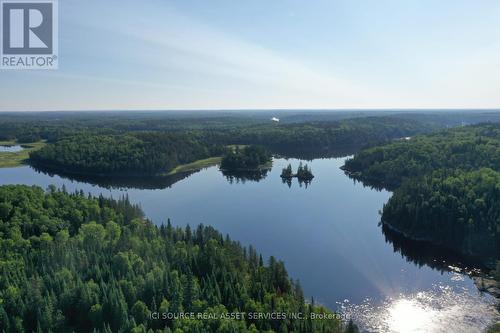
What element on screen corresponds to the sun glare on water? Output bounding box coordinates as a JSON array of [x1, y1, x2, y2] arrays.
[[386, 299, 436, 333], [340, 283, 499, 333]]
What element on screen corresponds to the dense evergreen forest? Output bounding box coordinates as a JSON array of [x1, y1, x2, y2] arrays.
[[343, 124, 500, 269], [220, 146, 272, 171], [382, 168, 500, 265], [0, 185, 355, 333], [202, 116, 440, 152], [343, 124, 500, 189], [0, 113, 446, 177], [1, 110, 499, 142], [2, 112, 500, 331], [30, 133, 226, 176]]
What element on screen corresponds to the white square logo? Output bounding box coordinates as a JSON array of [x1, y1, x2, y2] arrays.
[[1, 0, 58, 69]]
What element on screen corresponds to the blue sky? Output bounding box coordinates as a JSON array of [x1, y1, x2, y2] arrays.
[[1, 0, 500, 111]]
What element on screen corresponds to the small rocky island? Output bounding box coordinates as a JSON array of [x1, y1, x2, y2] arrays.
[[281, 162, 314, 181]]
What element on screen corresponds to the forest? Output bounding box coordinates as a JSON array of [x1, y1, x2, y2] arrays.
[[1, 110, 499, 143], [16, 115, 442, 177], [343, 124, 500, 189], [29, 133, 226, 176], [201, 116, 441, 153], [220, 146, 272, 171], [343, 124, 500, 269], [0, 114, 442, 177], [0, 185, 356, 333], [2, 112, 500, 331], [382, 168, 500, 266]]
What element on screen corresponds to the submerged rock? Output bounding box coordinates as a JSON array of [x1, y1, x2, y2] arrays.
[[473, 276, 500, 299]]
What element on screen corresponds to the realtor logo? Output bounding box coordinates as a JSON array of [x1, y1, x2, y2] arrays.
[[1, 0, 58, 69]]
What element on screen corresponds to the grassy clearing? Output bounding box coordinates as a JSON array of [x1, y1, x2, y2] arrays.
[[0, 140, 46, 168], [165, 144, 250, 176], [166, 156, 222, 176]]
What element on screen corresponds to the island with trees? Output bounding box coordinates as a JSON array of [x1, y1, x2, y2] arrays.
[[281, 163, 314, 182], [0, 112, 444, 153], [0, 113, 452, 180], [220, 145, 272, 172], [2, 111, 500, 331]]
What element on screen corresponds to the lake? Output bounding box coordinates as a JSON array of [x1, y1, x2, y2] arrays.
[[0, 144, 24, 152], [0, 157, 498, 332]]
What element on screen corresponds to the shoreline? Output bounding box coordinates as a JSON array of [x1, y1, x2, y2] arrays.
[[28, 155, 223, 179], [220, 160, 273, 173], [382, 220, 500, 299], [0, 140, 46, 168]]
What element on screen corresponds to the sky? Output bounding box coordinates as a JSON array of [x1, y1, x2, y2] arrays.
[[1, 0, 500, 111]]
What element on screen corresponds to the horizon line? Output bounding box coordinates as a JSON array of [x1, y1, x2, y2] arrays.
[[1, 107, 500, 114]]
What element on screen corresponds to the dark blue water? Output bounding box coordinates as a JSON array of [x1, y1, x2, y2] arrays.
[[0, 157, 497, 332]]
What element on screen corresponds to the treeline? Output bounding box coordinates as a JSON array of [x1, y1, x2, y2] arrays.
[[220, 146, 271, 171], [203, 116, 440, 152], [343, 124, 500, 268], [5, 114, 444, 178], [343, 124, 500, 189], [0, 185, 354, 333], [0, 112, 268, 142], [2, 111, 499, 153], [3, 115, 440, 151], [1, 115, 439, 152], [382, 168, 500, 265], [30, 133, 226, 176]]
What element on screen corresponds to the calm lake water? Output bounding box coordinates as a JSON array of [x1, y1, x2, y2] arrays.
[[0, 157, 498, 332], [0, 145, 24, 152]]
